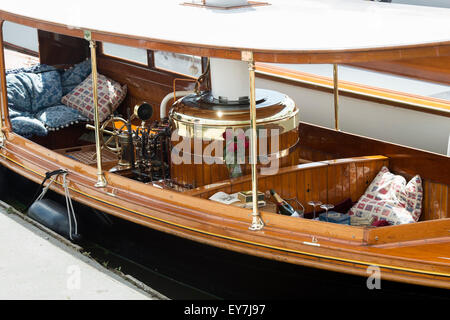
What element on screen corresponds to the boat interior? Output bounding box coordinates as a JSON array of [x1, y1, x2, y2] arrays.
[[3, 29, 450, 239]]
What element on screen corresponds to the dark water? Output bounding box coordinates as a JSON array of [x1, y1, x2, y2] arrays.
[[2, 168, 449, 301]]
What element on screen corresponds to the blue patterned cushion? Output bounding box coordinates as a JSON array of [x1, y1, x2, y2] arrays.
[[8, 107, 32, 119], [6, 65, 54, 112], [10, 116, 48, 138], [6, 64, 93, 138], [35, 104, 89, 130], [61, 59, 91, 95], [6, 64, 63, 113], [6, 64, 56, 75], [31, 71, 63, 112], [6, 74, 33, 112]]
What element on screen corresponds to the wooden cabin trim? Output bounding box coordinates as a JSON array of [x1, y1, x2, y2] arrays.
[[184, 161, 330, 196], [1, 10, 450, 65], [256, 64, 450, 118], [299, 123, 450, 185], [0, 11, 84, 39], [298, 123, 450, 221], [96, 54, 195, 119], [37, 30, 89, 66], [422, 181, 449, 221], [97, 53, 196, 88], [348, 57, 450, 86], [365, 219, 450, 245], [370, 236, 450, 249], [186, 155, 389, 204]]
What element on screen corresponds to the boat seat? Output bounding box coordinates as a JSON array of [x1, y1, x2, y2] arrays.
[[6, 61, 91, 138]]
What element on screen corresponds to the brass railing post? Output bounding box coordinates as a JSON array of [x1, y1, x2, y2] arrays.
[[85, 31, 107, 188], [333, 63, 339, 131], [242, 51, 264, 231], [0, 20, 8, 146]]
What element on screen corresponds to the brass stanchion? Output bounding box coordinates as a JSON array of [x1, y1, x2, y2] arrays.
[[242, 51, 264, 231], [333, 64, 339, 131], [0, 20, 8, 146], [85, 31, 107, 188]]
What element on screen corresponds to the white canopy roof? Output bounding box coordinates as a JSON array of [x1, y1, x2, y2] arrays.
[[1, 0, 449, 52]]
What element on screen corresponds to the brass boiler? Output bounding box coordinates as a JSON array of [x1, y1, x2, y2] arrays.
[[116, 132, 134, 169], [169, 89, 300, 187]]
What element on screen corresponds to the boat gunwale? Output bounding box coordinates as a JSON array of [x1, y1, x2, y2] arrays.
[[2, 128, 449, 246], [0, 132, 449, 279], [1, 131, 368, 243]]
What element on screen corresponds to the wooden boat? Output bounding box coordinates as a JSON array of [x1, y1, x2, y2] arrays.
[[0, 0, 449, 291]]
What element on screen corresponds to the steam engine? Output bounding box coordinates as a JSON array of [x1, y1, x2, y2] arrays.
[[101, 58, 300, 190]]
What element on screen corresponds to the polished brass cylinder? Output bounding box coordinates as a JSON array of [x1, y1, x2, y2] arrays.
[[169, 89, 300, 187], [117, 133, 134, 168]]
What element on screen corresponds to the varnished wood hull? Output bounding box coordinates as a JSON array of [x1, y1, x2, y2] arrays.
[[1, 127, 449, 290], [60, 203, 450, 299]]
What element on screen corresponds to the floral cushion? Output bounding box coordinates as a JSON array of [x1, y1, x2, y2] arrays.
[[35, 105, 89, 131], [6, 74, 32, 112], [348, 167, 423, 225], [61, 72, 127, 122], [60, 59, 91, 95], [8, 107, 31, 119], [6, 64, 56, 76], [10, 116, 48, 138], [6, 64, 62, 113]]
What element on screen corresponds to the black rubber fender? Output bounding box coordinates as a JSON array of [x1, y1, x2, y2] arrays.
[[28, 199, 81, 241]]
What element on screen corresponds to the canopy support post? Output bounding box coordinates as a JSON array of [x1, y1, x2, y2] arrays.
[[333, 64, 339, 131], [242, 51, 264, 231], [85, 31, 107, 188], [0, 20, 8, 147]]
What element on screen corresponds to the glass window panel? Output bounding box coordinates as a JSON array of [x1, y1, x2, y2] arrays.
[[3, 21, 39, 53], [154, 51, 202, 78], [102, 42, 148, 65]]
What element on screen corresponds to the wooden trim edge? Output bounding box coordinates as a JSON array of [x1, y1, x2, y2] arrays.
[[256, 64, 450, 118]]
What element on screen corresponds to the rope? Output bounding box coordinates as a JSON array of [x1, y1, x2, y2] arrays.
[[24, 169, 67, 212], [62, 172, 78, 240]]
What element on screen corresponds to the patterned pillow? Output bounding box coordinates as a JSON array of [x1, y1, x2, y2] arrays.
[[60, 59, 91, 95], [35, 105, 89, 131], [61, 73, 127, 122], [348, 167, 423, 225]]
